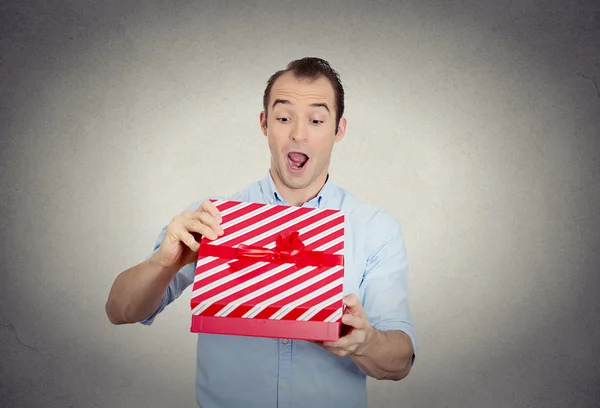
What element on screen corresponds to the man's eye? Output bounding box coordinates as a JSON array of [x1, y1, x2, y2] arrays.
[[311, 120, 323, 125], [277, 117, 291, 122]]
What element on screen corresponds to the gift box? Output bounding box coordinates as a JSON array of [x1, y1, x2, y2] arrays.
[[190, 199, 345, 342]]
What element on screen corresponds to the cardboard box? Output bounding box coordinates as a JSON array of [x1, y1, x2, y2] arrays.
[[190, 199, 345, 341]]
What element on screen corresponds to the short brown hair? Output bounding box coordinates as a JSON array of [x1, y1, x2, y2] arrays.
[[262, 57, 345, 132]]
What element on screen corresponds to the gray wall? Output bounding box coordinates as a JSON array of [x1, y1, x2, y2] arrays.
[[1, 1, 598, 407]]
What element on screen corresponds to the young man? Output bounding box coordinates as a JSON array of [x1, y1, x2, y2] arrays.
[[105, 57, 416, 408]]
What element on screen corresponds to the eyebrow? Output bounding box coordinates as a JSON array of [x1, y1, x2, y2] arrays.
[[272, 99, 291, 109], [272, 99, 330, 113], [310, 103, 330, 113]]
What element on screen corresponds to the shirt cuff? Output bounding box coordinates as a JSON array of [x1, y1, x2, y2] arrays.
[[373, 320, 417, 364]]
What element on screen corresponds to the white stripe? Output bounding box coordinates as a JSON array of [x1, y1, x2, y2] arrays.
[[211, 200, 225, 208], [194, 204, 275, 268], [269, 277, 344, 320], [323, 307, 343, 322], [290, 212, 343, 240], [191, 261, 268, 297], [195, 255, 219, 268], [206, 206, 300, 246], [192, 203, 345, 315], [314, 235, 344, 251], [193, 261, 232, 284], [213, 265, 316, 316], [219, 201, 252, 216], [242, 265, 343, 318], [228, 208, 319, 247], [300, 223, 344, 246], [244, 211, 344, 249], [219, 203, 276, 230], [191, 264, 308, 315], [194, 203, 262, 268], [296, 293, 344, 321], [194, 219, 344, 283]]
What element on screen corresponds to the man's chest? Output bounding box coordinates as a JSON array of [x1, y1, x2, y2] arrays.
[[340, 221, 367, 301]]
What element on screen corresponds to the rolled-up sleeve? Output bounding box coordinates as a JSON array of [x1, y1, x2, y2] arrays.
[[139, 261, 196, 326], [139, 200, 204, 326], [360, 212, 417, 361]]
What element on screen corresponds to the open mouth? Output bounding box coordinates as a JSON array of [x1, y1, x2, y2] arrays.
[[287, 152, 309, 171]]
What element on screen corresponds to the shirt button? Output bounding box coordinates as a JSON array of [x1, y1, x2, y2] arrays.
[[281, 382, 287, 389], [282, 339, 289, 344]]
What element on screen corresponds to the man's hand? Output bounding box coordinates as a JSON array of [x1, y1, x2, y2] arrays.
[[314, 293, 376, 357], [310, 293, 414, 381], [150, 199, 223, 272]]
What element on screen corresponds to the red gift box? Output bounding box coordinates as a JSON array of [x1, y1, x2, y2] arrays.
[[190, 199, 345, 341]]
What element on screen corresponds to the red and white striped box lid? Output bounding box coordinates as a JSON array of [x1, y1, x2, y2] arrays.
[[190, 199, 345, 330]]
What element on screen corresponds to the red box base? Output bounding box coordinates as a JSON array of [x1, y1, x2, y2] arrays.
[[191, 315, 341, 342]]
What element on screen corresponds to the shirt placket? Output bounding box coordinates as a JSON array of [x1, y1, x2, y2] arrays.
[[277, 338, 292, 408]]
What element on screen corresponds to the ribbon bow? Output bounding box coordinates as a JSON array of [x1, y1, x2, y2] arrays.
[[231, 231, 306, 270], [199, 230, 343, 271]]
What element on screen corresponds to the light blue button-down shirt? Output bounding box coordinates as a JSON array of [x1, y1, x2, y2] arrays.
[[141, 171, 416, 408]]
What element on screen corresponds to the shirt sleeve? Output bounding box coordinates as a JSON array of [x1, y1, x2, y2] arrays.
[[139, 199, 206, 326], [359, 211, 417, 362]]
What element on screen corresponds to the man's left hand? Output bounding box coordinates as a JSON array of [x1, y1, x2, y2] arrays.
[[314, 293, 375, 357]]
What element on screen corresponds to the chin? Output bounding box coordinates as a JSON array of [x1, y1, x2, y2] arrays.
[[283, 175, 311, 189], [280, 168, 311, 188]]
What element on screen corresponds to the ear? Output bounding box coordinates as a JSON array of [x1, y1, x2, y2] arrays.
[[334, 116, 347, 143], [260, 111, 268, 136]]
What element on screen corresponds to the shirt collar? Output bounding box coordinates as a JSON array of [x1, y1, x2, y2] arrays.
[[259, 170, 337, 208]]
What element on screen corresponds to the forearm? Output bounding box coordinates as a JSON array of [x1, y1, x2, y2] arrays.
[[105, 256, 178, 325], [351, 329, 414, 381]]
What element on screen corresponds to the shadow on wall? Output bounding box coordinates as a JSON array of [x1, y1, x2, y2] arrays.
[[0, 318, 131, 407], [0, 314, 198, 408]]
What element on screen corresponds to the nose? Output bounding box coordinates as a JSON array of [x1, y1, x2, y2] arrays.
[[289, 118, 308, 142]]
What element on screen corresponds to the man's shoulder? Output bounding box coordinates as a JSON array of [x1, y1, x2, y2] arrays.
[[331, 186, 406, 260], [336, 187, 401, 231], [333, 188, 407, 268]]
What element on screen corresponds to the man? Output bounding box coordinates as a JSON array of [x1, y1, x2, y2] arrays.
[[105, 57, 416, 408]]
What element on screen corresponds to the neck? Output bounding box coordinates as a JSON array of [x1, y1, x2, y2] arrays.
[[269, 167, 329, 207]]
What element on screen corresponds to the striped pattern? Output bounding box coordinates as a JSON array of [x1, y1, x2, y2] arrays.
[[190, 199, 345, 325]]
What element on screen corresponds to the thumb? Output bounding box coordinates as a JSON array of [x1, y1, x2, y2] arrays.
[[343, 293, 364, 315]]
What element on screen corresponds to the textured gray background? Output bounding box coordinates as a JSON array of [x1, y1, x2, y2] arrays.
[[1, 1, 599, 407]]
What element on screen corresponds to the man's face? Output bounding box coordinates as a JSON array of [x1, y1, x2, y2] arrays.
[[260, 72, 346, 194]]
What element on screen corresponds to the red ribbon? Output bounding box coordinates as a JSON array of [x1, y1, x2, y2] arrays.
[[199, 231, 343, 271]]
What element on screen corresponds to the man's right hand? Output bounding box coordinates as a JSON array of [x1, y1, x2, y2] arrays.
[[150, 199, 223, 271]]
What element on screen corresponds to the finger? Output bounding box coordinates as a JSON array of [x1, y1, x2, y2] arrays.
[[343, 293, 365, 315], [324, 315, 370, 348], [321, 340, 336, 348], [179, 212, 223, 239], [342, 314, 367, 330], [199, 200, 222, 223], [322, 336, 349, 349], [170, 223, 201, 252], [321, 341, 356, 357], [336, 342, 358, 356], [181, 210, 196, 219], [188, 218, 220, 240], [323, 335, 353, 350], [196, 212, 224, 236], [343, 293, 359, 308]]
